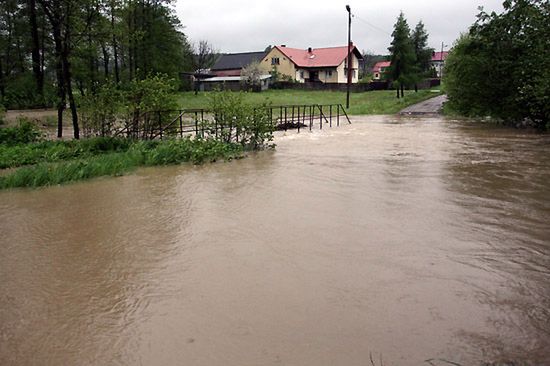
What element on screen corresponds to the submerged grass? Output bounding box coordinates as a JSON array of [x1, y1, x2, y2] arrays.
[[0, 138, 243, 189]]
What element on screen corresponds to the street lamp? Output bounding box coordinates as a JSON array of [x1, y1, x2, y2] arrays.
[[346, 5, 352, 109]]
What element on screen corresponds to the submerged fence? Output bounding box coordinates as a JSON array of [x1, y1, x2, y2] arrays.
[[83, 104, 351, 141]]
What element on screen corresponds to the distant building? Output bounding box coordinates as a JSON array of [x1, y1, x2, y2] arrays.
[[430, 51, 449, 78], [211, 51, 267, 77], [372, 61, 391, 80], [371, 51, 450, 80], [259, 44, 364, 83], [201, 75, 272, 92]]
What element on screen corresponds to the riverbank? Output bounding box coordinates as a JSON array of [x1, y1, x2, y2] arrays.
[[0, 137, 243, 189]]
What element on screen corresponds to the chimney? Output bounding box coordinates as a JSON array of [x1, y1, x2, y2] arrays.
[[308, 47, 312, 53], [281, 44, 286, 47]]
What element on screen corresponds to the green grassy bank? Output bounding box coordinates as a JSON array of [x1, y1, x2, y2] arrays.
[[0, 137, 243, 189], [176, 89, 442, 115]]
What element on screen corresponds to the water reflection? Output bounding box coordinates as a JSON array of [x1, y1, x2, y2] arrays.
[[1, 116, 549, 365]]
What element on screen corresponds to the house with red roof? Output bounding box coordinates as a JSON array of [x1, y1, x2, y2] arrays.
[[372, 61, 391, 80], [430, 51, 449, 77], [371, 51, 450, 80], [259, 44, 363, 83]]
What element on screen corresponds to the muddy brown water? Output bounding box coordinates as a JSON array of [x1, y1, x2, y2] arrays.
[[1, 115, 549, 366]]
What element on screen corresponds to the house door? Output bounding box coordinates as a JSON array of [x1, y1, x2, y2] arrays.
[[309, 71, 319, 82]]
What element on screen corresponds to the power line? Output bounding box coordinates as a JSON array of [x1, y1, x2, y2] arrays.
[[352, 14, 391, 36]]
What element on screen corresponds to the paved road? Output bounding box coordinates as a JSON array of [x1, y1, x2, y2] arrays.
[[399, 94, 447, 115]]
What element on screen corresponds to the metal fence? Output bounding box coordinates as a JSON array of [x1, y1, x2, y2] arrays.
[[107, 104, 351, 140]]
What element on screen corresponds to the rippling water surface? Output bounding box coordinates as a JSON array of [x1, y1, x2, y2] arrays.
[[1, 116, 549, 366]]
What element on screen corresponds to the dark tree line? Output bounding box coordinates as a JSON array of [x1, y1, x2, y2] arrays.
[[0, 0, 196, 138]]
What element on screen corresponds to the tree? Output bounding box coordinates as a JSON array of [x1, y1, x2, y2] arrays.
[[388, 12, 416, 98], [193, 40, 218, 72], [192, 40, 217, 94], [361, 50, 386, 80], [445, 0, 549, 130], [410, 21, 434, 92], [241, 61, 263, 89], [38, 0, 80, 139]]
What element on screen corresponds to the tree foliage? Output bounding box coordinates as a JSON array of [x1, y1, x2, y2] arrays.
[[445, 0, 549, 130], [388, 12, 416, 98], [0, 0, 195, 138], [241, 61, 264, 87], [410, 21, 434, 91]]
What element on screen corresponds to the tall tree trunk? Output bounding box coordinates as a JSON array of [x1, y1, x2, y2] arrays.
[[102, 43, 109, 78], [88, 33, 96, 93], [111, 3, 120, 83], [0, 59, 5, 99], [400, 83, 404, 98], [52, 24, 65, 138], [62, 10, 79, 139], [128, 6, 134, 80], [28, 0, 44, 100], [396, 85, 400, 99]]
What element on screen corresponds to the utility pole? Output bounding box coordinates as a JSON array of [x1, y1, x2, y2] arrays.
[[439, 42, 446, 79], [346, 5, 352, 109]]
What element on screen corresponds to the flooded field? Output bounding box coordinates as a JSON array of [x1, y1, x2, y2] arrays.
[[1, 115, 549, 365]]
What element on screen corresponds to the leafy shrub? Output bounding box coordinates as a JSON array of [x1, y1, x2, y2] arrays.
[[2, 74, 56, 109], [208, 90, 274, 149], [445, 1, 549, 130], [0, 118, 42, 145], [80, 81, 124, 137], [0, 104, 5, 125]]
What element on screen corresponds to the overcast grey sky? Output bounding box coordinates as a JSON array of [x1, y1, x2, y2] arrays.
[[175, 0, 504, 55]]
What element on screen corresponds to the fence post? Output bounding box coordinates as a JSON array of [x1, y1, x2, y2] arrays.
[[195, 111, 199, 137], [201, 110, 205, 138], [319, 105, 322, 130], [337, 104, 340, 127], [284, 107, 288, 132], [329, 105, 332, 127]]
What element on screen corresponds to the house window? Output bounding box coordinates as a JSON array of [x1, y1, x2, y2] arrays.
[[300, 71, 304, 79], [327, 70, 333, 77], [271, 57, 280, 65]]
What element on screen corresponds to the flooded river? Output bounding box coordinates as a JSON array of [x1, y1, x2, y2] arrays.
[[1, 115, 549, 366]]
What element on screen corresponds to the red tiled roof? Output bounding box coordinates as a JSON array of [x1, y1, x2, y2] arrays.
[[372, 61, 391, 72], [275, 45, 363, 68], [431, 51, 449, 61]]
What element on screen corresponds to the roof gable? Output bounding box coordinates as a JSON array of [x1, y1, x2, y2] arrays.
[[431, 51, 449, 61], [212, 51, 266, 71], [372, 61, 391, 72], [275, 45, 363, 68]]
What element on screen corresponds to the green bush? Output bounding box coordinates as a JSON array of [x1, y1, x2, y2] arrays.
[[444, 0, 549, 130], [80, 81, 124, 137], [0, 104, 5, 125], [1, 74, 56, 109], [208, 90, 274, 149], [0, 118, 42, 145]]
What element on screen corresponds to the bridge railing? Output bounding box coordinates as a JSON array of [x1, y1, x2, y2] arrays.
[[86, 104, 351, 141]]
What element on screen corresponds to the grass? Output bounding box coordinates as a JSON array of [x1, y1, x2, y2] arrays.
[[0, 137, 134, 169], [176, 89, 443, 115], [0, 138, 243, 189]]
